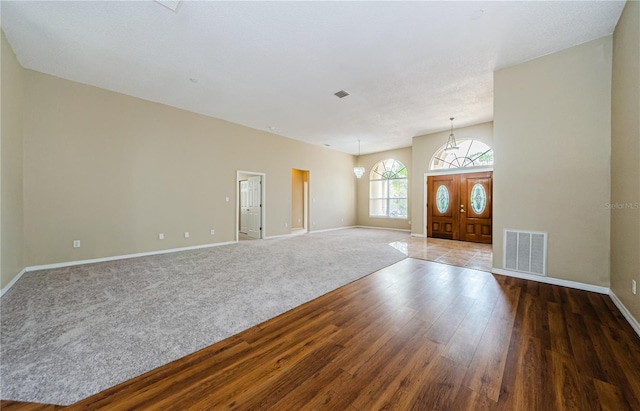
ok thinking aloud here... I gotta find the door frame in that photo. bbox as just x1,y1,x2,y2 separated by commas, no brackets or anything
291,169,310,234
236,170,266,242
423,166,493,238
303,180,309,231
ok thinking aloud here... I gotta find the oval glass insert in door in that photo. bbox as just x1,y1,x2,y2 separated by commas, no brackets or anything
436,185,450,213
470,183,487,214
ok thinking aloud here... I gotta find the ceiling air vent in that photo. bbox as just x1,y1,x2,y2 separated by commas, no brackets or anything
334,90,350,98
155,0,182,12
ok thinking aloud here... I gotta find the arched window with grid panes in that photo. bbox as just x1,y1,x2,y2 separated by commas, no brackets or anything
430,139,493,170
369,159,408,219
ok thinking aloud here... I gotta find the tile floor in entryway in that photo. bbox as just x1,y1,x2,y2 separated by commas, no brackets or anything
390,236,493,272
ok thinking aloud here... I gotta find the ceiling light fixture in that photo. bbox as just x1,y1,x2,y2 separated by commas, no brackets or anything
444,117,460,152
354,139,365,179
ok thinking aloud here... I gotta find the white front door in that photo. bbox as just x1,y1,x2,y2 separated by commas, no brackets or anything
247,176,262,239
239,180,249,234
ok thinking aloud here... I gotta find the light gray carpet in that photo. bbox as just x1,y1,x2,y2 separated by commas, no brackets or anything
0,228,408,405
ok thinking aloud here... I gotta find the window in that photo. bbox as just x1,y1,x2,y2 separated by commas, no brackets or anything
430,139,493,170
369,159,408,219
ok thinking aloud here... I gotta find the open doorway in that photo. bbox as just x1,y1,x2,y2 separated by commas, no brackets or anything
291,169,309,235
237,171,265,241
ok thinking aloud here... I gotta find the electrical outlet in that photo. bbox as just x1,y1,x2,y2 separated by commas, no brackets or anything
184,232,189,238
159,233,164,240
73,240,81,248
633,279,637,295
210,229,215,236
284,223,288,228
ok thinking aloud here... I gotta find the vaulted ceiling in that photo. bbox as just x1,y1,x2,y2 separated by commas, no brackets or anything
1,1,626,155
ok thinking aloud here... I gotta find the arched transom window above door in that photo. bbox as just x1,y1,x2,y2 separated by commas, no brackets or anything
430,139,494,170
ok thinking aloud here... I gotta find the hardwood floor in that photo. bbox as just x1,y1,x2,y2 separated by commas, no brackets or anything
2,258,639,410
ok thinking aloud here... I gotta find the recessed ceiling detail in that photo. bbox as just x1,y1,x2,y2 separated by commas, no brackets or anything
334,90,350,99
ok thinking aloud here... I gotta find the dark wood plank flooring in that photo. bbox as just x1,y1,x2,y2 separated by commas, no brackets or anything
2,258,639,410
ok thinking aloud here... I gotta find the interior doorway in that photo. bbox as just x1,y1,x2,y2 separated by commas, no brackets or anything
291,169,309,234
426,171,492,244
237,171,265,241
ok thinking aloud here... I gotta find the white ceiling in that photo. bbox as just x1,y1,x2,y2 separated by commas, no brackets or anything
1,1,626,155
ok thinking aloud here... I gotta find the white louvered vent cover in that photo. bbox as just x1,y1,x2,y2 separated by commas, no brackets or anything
503,230,547,276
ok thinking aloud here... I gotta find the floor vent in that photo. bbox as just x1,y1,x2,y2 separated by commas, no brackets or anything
503,230,547,276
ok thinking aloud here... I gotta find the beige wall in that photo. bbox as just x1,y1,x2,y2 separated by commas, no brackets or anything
611,1,640,321
356,146,412,230
493,36,612,286
22,70,357,266
1,31,25,289
411,122,494,236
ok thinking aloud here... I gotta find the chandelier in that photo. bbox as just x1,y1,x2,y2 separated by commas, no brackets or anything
354,139,365,178
444,117,459,152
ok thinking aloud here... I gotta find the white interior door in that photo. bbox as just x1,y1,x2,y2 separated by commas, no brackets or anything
239,180,249,234
247,176,262,239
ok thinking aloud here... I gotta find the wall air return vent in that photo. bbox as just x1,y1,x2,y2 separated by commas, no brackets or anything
503,230,547,276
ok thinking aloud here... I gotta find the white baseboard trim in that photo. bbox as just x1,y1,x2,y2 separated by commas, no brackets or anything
411,233,426,238
491,268,610,295
0,268,27,298
264,228,311,240
310,225,356,234
264,232,299,240
25,241,237,273
263,234,289,239
267,225,377,239
355,225,411,233
609,290,640,337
